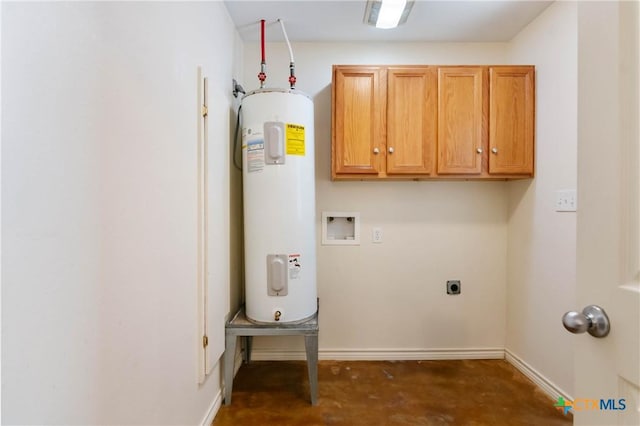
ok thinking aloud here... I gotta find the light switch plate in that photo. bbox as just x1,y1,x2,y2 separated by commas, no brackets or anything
556,189,577,212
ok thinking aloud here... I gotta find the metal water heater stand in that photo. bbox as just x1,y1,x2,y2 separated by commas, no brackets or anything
223,301,319,405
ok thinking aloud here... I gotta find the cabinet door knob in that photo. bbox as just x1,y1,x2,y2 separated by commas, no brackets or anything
491,147,498,154
476,148,483,154
373,147,380,154
388,147,394,154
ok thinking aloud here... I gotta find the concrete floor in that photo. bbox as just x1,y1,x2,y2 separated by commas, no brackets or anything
212,359,572,426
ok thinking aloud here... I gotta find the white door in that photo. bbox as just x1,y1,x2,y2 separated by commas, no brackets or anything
573,1,639,425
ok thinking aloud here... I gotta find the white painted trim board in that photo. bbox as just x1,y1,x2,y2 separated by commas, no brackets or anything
200,390,221,426
204,346,244,426
249,347,505,361
505,348,573,402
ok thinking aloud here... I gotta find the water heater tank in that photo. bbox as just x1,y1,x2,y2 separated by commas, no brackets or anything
241,89,317,323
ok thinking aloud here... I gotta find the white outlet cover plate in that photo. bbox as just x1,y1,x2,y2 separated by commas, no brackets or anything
372,227,383,243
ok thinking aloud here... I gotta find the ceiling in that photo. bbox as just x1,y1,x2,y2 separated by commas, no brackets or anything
223,0,554,43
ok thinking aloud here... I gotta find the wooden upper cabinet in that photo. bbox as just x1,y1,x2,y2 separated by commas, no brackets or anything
489,66,535,175
437,67,485,174
331,64,534,180
386,67,437,175
332,67,385,177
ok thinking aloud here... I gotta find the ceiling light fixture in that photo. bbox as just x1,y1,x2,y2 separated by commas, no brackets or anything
364,0,415,29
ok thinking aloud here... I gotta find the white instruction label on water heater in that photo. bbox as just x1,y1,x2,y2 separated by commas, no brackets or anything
288,254,301,280
247,139,265,173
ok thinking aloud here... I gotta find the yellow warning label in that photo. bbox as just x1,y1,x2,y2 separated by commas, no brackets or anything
286,123,305,156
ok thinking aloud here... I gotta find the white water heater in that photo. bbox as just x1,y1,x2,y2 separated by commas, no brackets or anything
241,88,317,323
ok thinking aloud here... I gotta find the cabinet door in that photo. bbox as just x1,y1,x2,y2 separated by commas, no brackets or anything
437,67,485,174
386,67,437,175
333,67,385,176
489,66,535,175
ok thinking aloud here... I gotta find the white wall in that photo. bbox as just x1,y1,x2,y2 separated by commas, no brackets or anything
505,1,577,397
2,2,242,424
242,42,510,357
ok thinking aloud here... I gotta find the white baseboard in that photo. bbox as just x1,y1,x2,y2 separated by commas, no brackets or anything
249,347,505,361
203,347,244,426
505,348,573,402
200,390,222,426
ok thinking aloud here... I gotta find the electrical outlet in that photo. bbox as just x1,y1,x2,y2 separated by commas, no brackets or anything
372,227,383,243
447,280,461,295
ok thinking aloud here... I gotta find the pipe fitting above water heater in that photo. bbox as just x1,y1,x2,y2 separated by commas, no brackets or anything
256,19,297,90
